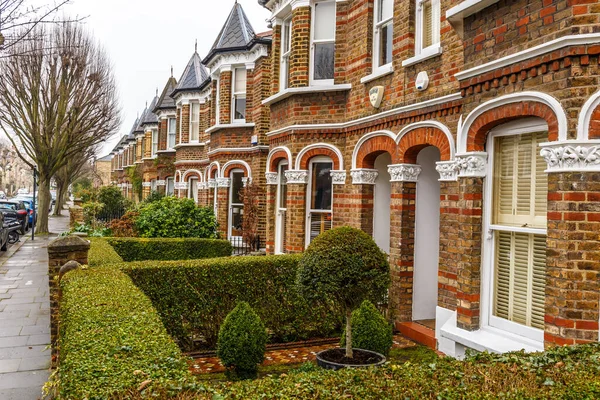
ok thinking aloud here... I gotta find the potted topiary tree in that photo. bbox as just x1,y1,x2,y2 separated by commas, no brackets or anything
296,226,390,370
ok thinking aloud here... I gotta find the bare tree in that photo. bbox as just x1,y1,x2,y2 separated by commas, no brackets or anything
0,0,77,56
0,22,121,233
52,147,94,216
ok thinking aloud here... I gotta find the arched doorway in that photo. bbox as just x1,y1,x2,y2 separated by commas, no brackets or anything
373,153,392,253
412,146,441,324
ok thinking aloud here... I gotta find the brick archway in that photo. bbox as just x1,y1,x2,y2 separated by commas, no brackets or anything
355,135,398,168
223,162,251,178
208,165,219,179
397,127,452,164
296,144,343,170
589,106,600,139
467,102,559,151
268,150,290,172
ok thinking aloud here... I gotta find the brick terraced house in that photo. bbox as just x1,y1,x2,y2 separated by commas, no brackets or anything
111,0,600,357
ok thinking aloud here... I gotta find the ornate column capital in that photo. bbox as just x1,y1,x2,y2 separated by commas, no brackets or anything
156,180,166,187
436,161,459,182
142,182,152,188
265,172,279,185
540,141,600,172
456,152,488,178
388,164,422,182
330,170,347,185
284,170,308,184
216,177,231,188
351,169,378,185
198,181,208,190
242,177,252,187
208,178,217,188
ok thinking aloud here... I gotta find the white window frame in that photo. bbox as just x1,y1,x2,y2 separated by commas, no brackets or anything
481,119,548,344
280,17,293,91
275,161,289,254
179,108,183,144
188,177,198,203
305,156,334,247
415,0,441,56
228,169,245,239
310,0,336,86
215,77,221,125
373,0,394,69
189,102,200,142
231,67,247,123
151,129,158,157
167,117,176,149
166,177,175,196
151,179,157,193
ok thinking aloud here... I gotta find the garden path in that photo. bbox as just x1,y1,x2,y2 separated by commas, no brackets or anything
0,212,70,400
190,335,416,374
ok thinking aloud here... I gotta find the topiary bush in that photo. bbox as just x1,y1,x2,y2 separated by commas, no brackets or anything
297,226,390,359
341,300,393,356
106,237,232,261
217,302,267,380
135,196,217,238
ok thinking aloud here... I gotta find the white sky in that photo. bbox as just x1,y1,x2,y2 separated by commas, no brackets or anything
62,0,271,157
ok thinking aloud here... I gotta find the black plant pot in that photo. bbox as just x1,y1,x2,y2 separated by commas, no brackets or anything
316,348,386,371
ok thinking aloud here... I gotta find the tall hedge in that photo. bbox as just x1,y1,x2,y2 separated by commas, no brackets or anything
87,237,123,267
58,267,190,398
106,237,232,262
122,255,342,350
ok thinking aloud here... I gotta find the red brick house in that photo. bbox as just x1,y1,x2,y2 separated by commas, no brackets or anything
110,0,600,356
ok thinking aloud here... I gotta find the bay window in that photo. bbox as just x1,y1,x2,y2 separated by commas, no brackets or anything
280,18,292,90
416,0,440,55
374,0,393,68
306,158,333,245
232,67,247,122
168,117,176,149
311,1,336,84
487,129,547,339
190,102,200,142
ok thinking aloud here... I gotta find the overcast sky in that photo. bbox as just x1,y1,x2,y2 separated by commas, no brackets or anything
62,0,271,157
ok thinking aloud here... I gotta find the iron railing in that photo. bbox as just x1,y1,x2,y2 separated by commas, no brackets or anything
230,235,261,256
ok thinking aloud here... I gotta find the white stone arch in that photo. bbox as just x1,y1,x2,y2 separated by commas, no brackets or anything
458,91,568,153
578,90,600,141
221,160,252,178
266,146,293,173
207,161,221,179
294,142,345,171
174,170,182,183
396,121,456,160
182,169,204,182
351,130,397,170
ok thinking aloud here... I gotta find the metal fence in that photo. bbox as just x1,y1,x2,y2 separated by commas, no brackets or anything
230,235,261,256
96,207,126,223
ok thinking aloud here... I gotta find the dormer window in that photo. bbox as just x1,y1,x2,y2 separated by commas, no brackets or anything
416,0,440,55
374,0,393,68
311,0,336,85
190,102,200,142
280,17,292,90
168,117,176,149
232,67,247,122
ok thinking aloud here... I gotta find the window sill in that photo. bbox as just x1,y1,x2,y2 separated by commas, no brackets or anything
262,84,352,107
446,0,501,24
360,64,394,84
206,123,256,134
173,142,206,149
401,45,443,67
156,149,176,154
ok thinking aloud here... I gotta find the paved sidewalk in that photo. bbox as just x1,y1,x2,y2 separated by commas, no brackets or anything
0,214,70,400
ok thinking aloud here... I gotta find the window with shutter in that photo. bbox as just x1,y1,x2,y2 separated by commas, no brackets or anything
490,130,548,336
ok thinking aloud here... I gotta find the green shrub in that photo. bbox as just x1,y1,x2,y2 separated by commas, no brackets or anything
135,196,217,238
122,255,341,351
297,226,390,358
106,237,232,262
341,300,393,356
87,237,123,267
98,185,130,216
57,267,190,398
218,302,267,380
142,190,164,203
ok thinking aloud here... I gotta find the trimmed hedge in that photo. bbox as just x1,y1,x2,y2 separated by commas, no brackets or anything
106,237,232,262
87,237,123,267
58,267,190,398
122,255,342,350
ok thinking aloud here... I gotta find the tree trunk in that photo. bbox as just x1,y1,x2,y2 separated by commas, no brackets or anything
36,176,51,234
345,308,353,358
53,181,66,216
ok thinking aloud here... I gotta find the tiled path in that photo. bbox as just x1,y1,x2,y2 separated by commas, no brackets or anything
190,335,416,374
0,213,70,400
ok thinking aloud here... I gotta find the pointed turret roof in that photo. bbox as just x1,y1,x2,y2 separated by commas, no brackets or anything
141,95,159,125
153,74,178,112
171,51,210,97
203,3,270,64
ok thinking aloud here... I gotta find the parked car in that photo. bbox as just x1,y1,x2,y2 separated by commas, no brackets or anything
0,207,24,243
9,198,36,228
17,188,28,195
0,213,9,251
0,201,28,234
0,191,6,200
14,195,52,213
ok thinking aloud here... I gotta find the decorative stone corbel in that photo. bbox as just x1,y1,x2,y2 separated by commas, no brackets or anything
388,164,422,182
208,179,217,189
540,141,600,172
284,170,309,184
265,172,278,185
242,177,253,187
455,152,488,178
216,177,231,188
435,161,459,182
350,169,378,185
330,170,347,185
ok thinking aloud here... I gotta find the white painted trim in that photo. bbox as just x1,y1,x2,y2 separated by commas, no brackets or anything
205,122,255,134
397,121,456,159
262,84,352,106
446,0,500,23
156,149,176,154
295,142,344,170
266,146,293,173
351,130,396,170
455,33,600,81
221,160,252,178
539,140,600,172
360,64,394,85
458,91,568,153
173,142,206,150
401,44,443,67
577,90,600,141
207,146,269,156
182,169,204,182
267,92,463,137
173,159,210,166
207,161,221,179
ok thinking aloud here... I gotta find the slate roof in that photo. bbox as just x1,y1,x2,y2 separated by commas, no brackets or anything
141,95,159,125
97,154,112,162
171,52,210,97
134,109,146,133
154,76,178,112
126,117,139,142
203,3,270,64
